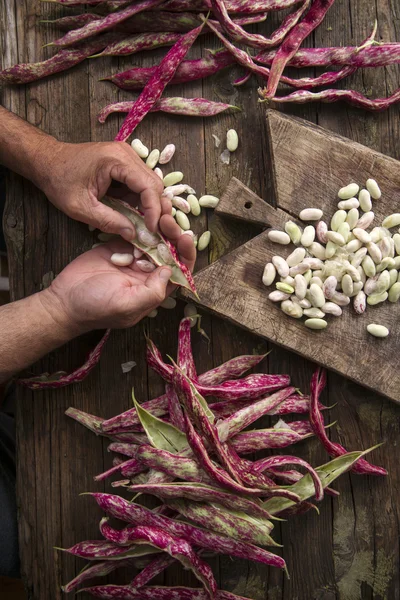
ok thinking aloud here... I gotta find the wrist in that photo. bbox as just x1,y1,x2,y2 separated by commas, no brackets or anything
29,136,65,195
36,287,88,342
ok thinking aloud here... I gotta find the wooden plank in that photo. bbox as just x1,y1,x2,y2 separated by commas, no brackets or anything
182,112,400,403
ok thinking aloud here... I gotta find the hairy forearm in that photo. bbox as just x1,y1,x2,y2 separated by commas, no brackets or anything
0,105,61,191
0,290,81,384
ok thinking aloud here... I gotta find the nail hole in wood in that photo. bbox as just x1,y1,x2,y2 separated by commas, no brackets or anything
244,201,253,209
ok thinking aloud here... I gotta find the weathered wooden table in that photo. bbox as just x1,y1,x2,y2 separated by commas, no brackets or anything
1,1,400,599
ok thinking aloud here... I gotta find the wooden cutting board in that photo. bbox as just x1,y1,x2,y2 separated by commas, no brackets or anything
181,110,400,404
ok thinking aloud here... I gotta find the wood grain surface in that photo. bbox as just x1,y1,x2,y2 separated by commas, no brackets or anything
1,1,400,599
181,114,400,401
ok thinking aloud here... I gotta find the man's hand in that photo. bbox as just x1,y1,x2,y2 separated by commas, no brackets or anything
0,107,180,241
40,140,176,241
42,235,196,332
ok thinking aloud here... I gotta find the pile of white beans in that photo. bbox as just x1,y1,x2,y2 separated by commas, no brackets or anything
262,178,399,338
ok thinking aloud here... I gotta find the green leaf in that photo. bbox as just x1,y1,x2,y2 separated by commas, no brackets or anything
133,399,188,454
263,447,379,515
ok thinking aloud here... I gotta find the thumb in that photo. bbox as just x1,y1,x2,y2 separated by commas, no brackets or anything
132,267,172,312
89,203,135,242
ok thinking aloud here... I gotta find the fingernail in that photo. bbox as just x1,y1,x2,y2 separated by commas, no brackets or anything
159,268,172,283
121,228,135,242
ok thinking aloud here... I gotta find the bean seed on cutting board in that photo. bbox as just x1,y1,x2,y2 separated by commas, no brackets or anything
267,230,291,245
338,183,360,199
367,324,389,338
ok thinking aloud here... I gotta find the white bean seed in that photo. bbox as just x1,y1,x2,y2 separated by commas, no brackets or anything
325,241,338,258
281,300,303,319
304,318,328,330
304,307,325,318
366,178,381,200
308,242,326,260
134,247,144,259
393,233,400,254
378,237,391,259
356,211,375,230
146,149,160,169
303,257,324,270
197,231,211,252
267,230,291,245
331,291,350,306
187,194,201,216
376,257,396,272
262,263,276,286
299,208,323,221
137,229,159,247
199,195,219,208
300,225,315,247
338,183,360,199
299,298,312,308
375,270,391,293
184,303,198,327
393,256,400,269
322,302,342,316
285,221,302,244
148,309,158,318
323,275,337,299
171,207,176,217
269,290,291,302
281,275,295,285
359,189,372,212
287,247,306,267
161,296,177,309
367,291,388,305
364,275,379,296
352,228,371,244
338,198,359,210
131,138,149,158
272,256,289,278
341,273,353,296
289,262,310,277
154,167,163,179
136,260,156,273
388,282,400,303
110,253,134,267
388,238,395,258
313,269,324,279
309,283,325,308
176,211,191,231
303,269,312,284
367,324,389,338
159,144,176,164
310,276,323,288
350,247,368,268
157,243,175,265
345,208,360,230
353,290,367,314
172,196,190,213
370,227,382,243
294,274,307,300
382,213,400,229
362,255,376,278
366,242,382,264
163,171,184,187
330,209,347,231
277,282,295,294
337,222,350,243
226,129,239,152
316,221,328,244
326,231,345,246
357,266,366,285
389,269,398,288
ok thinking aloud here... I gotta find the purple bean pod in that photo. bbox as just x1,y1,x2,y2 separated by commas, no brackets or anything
178,317,198,380
250,455,324,501
114,23,205,141
230,429,306,454
217,387,296,441
263,0,337,98
166,383,186,431
161,0,303,11
90,493,287,569
267,467,339,497
18,329,110,389
50,0,165,48
99,521,217,599
107,442,139,457
256,42,400,68
198,353,268,386
103,49,235,90
126,482,274,519
309,369,387,476
61,540,139,560
94,456,143,482
65,407,104,435
166,499,278,547
136,444,213,484
101,395,169,434
62,558,136,593
130,554,175,588
80,585,256,600
266,87,400,111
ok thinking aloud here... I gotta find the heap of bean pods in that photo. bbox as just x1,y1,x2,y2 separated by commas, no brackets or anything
60,317,386,599
2,0,400,139
262,178,400,338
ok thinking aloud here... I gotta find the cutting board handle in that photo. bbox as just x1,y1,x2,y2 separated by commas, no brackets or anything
214,177,291,230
